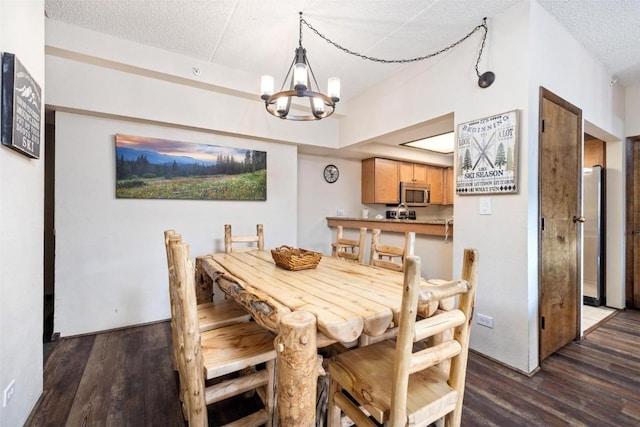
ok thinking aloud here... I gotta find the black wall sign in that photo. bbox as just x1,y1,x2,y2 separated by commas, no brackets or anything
1,52,42,159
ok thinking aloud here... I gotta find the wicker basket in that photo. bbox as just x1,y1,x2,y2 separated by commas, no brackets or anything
271,246,322,271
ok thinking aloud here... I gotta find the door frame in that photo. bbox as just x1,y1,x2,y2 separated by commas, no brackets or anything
538,87,583,360
625,135,640,308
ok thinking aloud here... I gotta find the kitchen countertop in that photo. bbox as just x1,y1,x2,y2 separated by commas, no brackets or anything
326,217,453,237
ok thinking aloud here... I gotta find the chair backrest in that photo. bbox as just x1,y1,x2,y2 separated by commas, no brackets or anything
169,238,208,426
369,229,415,272
224,224,264,253
390,249,478,426
164,230,184,370
332,226,367,264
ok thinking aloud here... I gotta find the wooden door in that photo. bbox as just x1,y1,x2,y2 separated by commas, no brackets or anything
539,88,582,361
627,136,640,308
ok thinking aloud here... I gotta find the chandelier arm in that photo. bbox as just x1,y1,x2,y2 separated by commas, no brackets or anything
304,55,322,92
280,56,297,92
300,16,488,65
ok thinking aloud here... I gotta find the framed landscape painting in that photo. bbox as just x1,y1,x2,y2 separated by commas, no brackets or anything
115,134,267,200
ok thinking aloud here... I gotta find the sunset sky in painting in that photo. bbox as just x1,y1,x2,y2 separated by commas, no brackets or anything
116,134,249,162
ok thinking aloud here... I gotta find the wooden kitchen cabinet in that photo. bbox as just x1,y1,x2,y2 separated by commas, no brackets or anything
399,162,427,184
443,166,454,205
426,166,444,204
362,158,400,204
584,137,605,167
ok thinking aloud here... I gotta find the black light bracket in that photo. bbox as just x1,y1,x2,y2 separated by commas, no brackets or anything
478,71,495,88
475,18,494,89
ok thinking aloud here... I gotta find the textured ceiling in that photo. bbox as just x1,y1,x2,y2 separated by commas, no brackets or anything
537,0,640,86
44,0,522,102
43,0,640,103
43,0,640,102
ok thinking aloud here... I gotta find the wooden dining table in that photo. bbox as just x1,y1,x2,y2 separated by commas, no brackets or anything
195,249,451,426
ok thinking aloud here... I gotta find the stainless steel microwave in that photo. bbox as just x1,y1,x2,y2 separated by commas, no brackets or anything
400,182,430,206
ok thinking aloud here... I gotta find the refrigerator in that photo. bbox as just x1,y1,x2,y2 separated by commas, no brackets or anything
583,165,605,306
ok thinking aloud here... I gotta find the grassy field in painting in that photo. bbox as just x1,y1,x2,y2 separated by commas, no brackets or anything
116,170,266,200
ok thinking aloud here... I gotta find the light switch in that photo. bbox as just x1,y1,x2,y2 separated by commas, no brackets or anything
479,197,492,215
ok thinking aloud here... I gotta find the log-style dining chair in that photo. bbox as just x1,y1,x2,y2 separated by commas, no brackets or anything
358,229,418,346
369,229,416,272
224,223,264,253
331,226,367,264
169,238,277,427
164,230,251,337
328,249,478,427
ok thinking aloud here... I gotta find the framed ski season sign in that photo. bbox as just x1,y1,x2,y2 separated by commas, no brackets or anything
456,110,518,195
1,52,42,159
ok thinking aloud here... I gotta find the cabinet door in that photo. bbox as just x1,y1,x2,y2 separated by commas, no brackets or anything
374,159,400,203
362,158,399,204
413,163,427,184
427,166,444,204
399,162,414,183
400,162,427,184
443,167,454,205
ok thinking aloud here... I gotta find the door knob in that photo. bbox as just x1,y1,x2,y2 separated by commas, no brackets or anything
573,215,586,223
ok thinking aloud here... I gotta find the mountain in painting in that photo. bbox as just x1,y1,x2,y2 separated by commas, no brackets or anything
116,146,216,166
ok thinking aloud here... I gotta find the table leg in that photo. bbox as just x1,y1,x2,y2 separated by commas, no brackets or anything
194,256,214,304
274,310,318,427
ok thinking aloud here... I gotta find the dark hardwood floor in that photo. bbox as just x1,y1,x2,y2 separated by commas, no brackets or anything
26,310,640,426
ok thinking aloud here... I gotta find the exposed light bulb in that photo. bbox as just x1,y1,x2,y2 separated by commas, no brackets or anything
276,96,289,116
328,77,340,101
312,97,325,115
261,75,274,99
293,63,308,91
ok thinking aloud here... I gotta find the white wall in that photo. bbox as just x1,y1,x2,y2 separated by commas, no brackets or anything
297,154,363,254
341,1,534,372
336,0,627,374
0,2,45,425
626,84,640,136
54,112,297,336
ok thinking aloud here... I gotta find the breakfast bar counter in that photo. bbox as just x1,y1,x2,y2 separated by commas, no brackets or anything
326,216,453,237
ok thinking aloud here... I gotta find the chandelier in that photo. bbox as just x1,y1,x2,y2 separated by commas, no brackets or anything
260,14,493,121
260,12,340,121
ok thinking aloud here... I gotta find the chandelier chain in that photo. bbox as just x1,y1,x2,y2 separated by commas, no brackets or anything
299,12,304,47
300,16,488,78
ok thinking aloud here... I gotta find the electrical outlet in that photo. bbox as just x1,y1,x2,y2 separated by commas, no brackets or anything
476,313,494,329
3,379,15,407
336,209,345,216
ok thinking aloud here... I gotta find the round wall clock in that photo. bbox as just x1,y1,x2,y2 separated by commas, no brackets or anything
323,164,339,183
